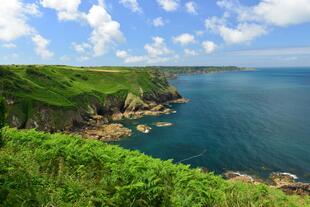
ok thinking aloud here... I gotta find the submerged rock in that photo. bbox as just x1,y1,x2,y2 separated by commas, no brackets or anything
169,98,190,104
136,124,152,134
83,123,132,141
155,122,173,127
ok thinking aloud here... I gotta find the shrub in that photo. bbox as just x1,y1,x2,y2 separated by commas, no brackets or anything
0,128,308,207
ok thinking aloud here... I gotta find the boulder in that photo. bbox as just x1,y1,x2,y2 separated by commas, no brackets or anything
136,124,152,134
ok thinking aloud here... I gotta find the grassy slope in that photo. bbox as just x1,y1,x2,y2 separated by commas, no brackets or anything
1,65,179,130
0,65,172,107
0,128,308,207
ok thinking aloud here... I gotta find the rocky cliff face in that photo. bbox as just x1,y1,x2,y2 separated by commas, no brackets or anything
3,75,182,132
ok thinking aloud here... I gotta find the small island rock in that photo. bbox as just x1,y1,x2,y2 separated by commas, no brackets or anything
136,124,152,133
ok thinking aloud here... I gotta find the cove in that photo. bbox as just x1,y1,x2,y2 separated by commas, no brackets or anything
116,68,310,182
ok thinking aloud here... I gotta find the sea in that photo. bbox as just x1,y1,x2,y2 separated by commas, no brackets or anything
116,68,310,182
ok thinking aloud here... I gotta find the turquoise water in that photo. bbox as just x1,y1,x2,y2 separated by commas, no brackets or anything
116,68,310,182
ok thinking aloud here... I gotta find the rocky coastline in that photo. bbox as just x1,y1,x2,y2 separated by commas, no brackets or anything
71,97,186,141
223,171,310,196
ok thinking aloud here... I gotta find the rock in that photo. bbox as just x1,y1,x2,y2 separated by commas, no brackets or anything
270,173,297,187
90,115,109,126
224,171,255,184
155,122,173,127
169,98,190,104
136,124,152,133
111,112,123,121
83,123,132,141
151,104,166,111
270,173,310,196
280,182,310,196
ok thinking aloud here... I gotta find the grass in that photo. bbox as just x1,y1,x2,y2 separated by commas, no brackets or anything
0,128,309,207
0,65,171,107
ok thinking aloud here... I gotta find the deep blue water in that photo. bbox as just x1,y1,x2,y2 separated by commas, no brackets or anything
116,68,310,182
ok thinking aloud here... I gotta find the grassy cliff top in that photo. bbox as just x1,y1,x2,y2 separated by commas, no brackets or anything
0,65,171,107
0,128,308,207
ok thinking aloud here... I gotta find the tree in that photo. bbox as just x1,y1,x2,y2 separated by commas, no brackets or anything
0,97,4,128
0,97,5,146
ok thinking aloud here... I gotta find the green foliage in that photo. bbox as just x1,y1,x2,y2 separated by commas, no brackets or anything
0,65,173,107
0,97,4,129
0,128,308,207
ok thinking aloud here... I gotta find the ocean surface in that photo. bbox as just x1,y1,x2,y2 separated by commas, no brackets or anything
116,68,310,182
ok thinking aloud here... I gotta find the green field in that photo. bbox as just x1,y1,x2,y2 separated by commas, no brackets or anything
0,128,308,207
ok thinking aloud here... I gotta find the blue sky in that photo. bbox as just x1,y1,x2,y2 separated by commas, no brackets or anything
1,0,310,67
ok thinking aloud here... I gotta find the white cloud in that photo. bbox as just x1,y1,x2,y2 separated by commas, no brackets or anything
157,0,179,12
205,16,267,44
116,50,146,63
0,0,39,42
228,46,310,57
153,17,165,27
0,0,53,59
145,36,172,58
72,42,91,54
202,40,217,54
116,36,177,64
249,0,310,26
42,0,124,59
32,34,54,59
173,33,196,46
184,49,198,56
206,0,310,45
2,43,17,49
185,1,197,14
42,0,123,57
40,0,82,21
119,0,142,13
116,50,129,59
220,0,310,27
86,3,124,56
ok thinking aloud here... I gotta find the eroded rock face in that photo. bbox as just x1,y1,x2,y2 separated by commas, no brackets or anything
83,124,132,141
136,125,152,134
4,82,187,133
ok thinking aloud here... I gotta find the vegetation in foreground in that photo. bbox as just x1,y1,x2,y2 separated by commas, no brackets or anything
0,128,308,207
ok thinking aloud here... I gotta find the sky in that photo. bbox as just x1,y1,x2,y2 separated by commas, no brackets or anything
0,0,310,67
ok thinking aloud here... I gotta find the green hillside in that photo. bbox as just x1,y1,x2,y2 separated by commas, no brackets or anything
0,128,308,207
0,65,180,131
0,65,174,107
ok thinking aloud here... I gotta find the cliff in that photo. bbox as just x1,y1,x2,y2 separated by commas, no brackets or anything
0,65,181,132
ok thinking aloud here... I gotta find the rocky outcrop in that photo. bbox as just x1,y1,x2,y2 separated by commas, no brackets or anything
4,85,184,132
224,171,263,185
82,124,132,141
270,173,310,196
224,171,310,196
